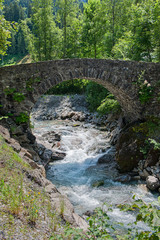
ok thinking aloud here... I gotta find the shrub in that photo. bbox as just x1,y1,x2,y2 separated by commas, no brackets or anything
97,96,121,115
85,81,109,112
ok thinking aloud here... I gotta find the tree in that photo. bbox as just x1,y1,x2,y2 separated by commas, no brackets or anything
81,0,107,58
23,0,62,61
0,0,11,56
55,0,81,58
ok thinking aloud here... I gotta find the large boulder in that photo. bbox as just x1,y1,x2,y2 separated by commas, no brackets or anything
146,176,160,191
116,124,145,172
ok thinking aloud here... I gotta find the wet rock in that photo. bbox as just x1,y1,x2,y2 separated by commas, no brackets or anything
83,210,94,217
142,169,150,179
35,143,46,156
115,174,131,183
144,148,160,168
27,131,36,144
139,170,149,180
97,154,114,164
51,151,66,161
116,124,145,172
92,180,104,187
42,149,53,161
146,176,160,191
132,176,141,181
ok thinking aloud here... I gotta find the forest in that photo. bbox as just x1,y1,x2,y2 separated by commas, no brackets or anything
1,0,160,65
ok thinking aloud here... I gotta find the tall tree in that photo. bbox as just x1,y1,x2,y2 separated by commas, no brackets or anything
81,0,107,58
55,0,81,58
23,0,62,61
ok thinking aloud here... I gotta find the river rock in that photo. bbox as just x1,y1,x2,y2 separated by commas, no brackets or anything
116,124,145,172
115,174,131,183
146,175,160,191
139,170,148,180
92,180,104,187
97,154,114,164
42,149,53,161
51,151,66,161
144,148,160,168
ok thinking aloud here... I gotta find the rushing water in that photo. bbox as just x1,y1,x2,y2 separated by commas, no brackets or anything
32,119,157,231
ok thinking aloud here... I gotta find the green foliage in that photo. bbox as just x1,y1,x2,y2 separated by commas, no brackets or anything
118,196,160,239
132,117,160,159
0,0,12,56
4,87,25,102
81,0,107,58
139,139,150,158
15,112,29,124
13,92,25,102
2,0,160,63
97,95,121,115
85,81,109,112
47,79,89,95
148,138,160,151
4,87,16,95
134,71,154,104
52,196,160,239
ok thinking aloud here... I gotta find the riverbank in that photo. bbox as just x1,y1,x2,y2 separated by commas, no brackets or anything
0,125,88,240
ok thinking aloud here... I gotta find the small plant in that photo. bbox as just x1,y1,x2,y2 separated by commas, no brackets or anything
149,138,160,150
0,173,24,216
4,88,16,95
4,87,25,103
13,92,25,102
97,96,121,115
15,112,29,124
25,191,39,224
139,139,150,158
134,71,154,104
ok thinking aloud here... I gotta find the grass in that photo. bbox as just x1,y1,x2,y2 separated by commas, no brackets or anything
0,135,63,239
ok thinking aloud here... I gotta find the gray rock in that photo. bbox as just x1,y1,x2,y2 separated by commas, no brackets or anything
97,154,114,164
42,149,53,161
146,176,160,191
139,169,149,180
92,180,104,187
115,174,131,183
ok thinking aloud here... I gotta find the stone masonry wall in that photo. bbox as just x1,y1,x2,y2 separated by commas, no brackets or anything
0,58,160,121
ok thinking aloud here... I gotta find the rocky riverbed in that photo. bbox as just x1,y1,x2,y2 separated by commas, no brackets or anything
32,95,160,194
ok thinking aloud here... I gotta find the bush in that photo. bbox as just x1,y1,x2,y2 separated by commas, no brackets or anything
85,81,109,112
97,95,121,115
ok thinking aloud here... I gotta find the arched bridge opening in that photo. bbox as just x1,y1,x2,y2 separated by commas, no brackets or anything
0,58,160,121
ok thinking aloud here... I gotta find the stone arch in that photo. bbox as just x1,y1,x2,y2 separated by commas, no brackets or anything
0,58,160,121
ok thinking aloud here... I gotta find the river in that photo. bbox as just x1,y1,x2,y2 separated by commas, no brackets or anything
31,118,157,232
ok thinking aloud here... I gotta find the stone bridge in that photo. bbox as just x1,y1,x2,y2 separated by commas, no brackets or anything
0,58,160,121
